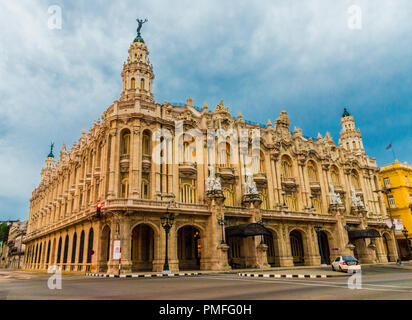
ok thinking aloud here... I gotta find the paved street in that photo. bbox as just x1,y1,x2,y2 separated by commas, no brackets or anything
1,265,412,300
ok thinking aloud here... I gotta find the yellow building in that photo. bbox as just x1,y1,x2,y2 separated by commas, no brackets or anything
380,161,412,259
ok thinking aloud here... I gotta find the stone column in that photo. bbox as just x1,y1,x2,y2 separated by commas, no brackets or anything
266,153,275,209
166,222,179,273
280,225,294,266
107,216,121,274
343,168,352,214
320,163,330,214
375,235,389,263
300,161,311,209
120,215,132,273
305,226,321,266
107,131,117,199
130,125,141,198
296,158,307,210
334,212,354,257
204,191,231,271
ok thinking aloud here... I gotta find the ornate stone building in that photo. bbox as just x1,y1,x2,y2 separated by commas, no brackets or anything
23,25,398,274
0,221,27,269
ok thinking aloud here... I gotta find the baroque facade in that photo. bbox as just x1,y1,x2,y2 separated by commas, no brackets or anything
24,26,398,274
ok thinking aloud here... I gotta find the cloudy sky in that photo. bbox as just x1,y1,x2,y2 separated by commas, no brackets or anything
1,0,411,221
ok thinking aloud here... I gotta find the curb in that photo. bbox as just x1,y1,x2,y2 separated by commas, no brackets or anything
238,273,335,279
85,272,202,278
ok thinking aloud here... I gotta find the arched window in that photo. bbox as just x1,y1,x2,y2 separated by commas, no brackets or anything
56,237,62,264
260,151,265,173
223,187,235,206
81,157,87,177
78,231,85,263
121,130,131,155
225,143,231,167
307,161,318,182
351,170,360,189
182,135,196,163
121,173,129,198
38,243,42,264
141,176,149,199
140,78,145,90
281,156,293,178
131,78,135,89
285,192,298,211
87,228,94,263
96,142,103,168
142,130,151,155
71,233,77,264
346,142,350,150
331,166,340,186
312,195,322,213
63,235,69,264
88,151,94,173
179,178,196,203
33,244,38,264
352,141,357,150
259,189,269,210
46,240,51,264
72,166,78,185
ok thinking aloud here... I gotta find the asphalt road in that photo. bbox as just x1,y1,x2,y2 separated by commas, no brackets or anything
1,265,412,300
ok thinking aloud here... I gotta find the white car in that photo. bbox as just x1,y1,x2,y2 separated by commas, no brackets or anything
331,256,361,273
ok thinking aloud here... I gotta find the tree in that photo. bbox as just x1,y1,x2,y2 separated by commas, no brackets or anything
0,223,10,243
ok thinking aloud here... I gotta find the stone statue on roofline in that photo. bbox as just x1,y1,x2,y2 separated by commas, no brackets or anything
206,166,222,192
243,170,258,195
329,184,342,205
351,187,364,207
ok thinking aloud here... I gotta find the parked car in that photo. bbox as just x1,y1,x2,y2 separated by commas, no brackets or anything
331,256,361,273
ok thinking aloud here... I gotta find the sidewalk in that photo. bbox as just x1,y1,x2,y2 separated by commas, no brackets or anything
9,261,412,278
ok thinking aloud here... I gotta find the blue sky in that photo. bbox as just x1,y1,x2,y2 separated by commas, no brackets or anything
1,0,411,221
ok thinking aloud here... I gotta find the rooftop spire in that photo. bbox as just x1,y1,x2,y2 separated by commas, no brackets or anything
47,142,54,158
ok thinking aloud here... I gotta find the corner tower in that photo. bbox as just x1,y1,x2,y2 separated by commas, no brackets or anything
338,108,365,154
40,143,55,182
120,19,154,101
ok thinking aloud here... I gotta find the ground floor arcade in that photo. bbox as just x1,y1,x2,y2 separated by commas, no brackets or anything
23,211,398,273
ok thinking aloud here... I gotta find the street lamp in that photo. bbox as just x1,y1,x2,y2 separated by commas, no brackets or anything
314,225,326,265
217,216,226,244
401,228,411,261
160,207,174,273
374,187,402,265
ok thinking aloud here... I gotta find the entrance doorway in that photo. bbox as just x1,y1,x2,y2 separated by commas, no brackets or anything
319,231,331,265
290,230,304,266
264,230,280,267
178,226,201,270
228,236,245,269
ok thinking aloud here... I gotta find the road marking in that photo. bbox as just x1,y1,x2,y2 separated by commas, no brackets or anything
196,276,412,294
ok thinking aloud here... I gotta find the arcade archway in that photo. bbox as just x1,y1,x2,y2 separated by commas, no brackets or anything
178,226,201,270
265,230,280,267
319,231,331,265
290,230,304,266
100,225,111,271
131,224,155,272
